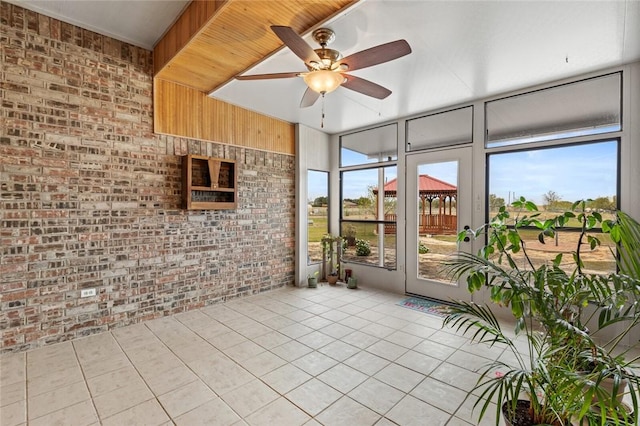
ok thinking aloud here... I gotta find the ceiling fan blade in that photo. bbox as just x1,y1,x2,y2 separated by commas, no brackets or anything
271,25,321,65
338,40,411,71
341,74,392,99
235,72,300,80
300,87,321,108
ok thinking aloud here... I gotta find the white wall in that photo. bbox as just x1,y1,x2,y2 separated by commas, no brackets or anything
295,124,331,287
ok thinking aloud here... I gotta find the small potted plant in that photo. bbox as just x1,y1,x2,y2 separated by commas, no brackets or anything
322,234,344,283
307,271,319,288
442,198,640,426
347,271,357,289
327,262,340,285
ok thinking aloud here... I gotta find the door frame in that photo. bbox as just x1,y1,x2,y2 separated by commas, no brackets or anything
405,146,474,301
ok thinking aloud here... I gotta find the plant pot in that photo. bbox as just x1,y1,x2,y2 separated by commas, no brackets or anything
590,376,629,404
501,400,567,426
308,277,318,288
327,275,339,285
347,277,357,289
344,269,352,281
589,400,635,425
502,399,533,426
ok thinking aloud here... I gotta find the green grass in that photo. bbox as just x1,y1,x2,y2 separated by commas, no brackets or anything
308,216,328,241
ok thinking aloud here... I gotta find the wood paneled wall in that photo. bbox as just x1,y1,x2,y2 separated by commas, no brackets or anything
154,79,296,155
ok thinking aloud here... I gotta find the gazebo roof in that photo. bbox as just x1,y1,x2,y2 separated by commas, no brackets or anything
373,175,457,196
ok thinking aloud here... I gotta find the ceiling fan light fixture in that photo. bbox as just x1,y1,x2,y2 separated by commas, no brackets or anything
303,70,344,94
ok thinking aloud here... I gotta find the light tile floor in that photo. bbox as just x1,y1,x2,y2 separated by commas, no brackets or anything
1,285,511,426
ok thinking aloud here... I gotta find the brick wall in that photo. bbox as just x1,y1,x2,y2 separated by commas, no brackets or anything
0,3,295,353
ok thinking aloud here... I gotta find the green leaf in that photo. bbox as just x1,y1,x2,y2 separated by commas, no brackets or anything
507,230,521,248
467,278,476,293
511,298,524,317
553,253,563,266
609,224,621,243
514,317,525,334
467,273,483,292
490,285,502,302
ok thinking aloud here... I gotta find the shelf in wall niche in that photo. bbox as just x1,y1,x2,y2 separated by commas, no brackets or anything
182,154,237,210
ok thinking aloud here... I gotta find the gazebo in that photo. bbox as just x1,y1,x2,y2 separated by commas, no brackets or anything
373,175,458,234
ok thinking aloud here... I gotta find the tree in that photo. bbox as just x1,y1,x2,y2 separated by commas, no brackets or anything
588,196,615,211
543,190,561,210
355,197,371,207
489,194,505,212
312,196,327,207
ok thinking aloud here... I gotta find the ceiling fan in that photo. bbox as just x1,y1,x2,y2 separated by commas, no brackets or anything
236,25,412,108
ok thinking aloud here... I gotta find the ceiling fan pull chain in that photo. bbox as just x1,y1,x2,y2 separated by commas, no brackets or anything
321,94,326,128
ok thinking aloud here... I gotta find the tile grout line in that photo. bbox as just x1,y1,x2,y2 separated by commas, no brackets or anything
104,328,176,425
140,315,249,423
70,339,102,425
23,352,28,425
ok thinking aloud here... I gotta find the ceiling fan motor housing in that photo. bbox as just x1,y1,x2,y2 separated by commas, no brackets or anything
307,28,342,70
308,48,342,70
312,28,335,46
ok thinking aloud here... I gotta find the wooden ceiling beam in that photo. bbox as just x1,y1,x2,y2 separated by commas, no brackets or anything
153,0,358,94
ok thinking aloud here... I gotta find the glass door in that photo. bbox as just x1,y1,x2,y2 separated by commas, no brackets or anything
406,147,473,301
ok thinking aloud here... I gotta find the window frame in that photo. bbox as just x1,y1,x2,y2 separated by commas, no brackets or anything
339,162,398,270
485,137,621,274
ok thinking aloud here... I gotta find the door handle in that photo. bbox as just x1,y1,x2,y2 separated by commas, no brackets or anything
463,225,470,242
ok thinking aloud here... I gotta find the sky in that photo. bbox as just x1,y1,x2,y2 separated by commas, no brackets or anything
488,140,617,205
308,140,618,206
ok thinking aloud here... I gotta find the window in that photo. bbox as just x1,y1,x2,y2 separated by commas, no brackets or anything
486,73,622,148
307,170,328,264
341,166,397,269
406,106,473,151
340,123,398,269
487,140,619,273
340,123,397,167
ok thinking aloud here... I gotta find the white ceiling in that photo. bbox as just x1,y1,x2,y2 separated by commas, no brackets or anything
214,0,640,134
9,0,640,135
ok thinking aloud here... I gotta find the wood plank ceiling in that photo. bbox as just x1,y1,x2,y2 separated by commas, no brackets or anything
154,0,358,94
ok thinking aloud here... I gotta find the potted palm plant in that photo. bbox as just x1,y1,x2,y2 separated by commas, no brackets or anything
442,198,640,425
